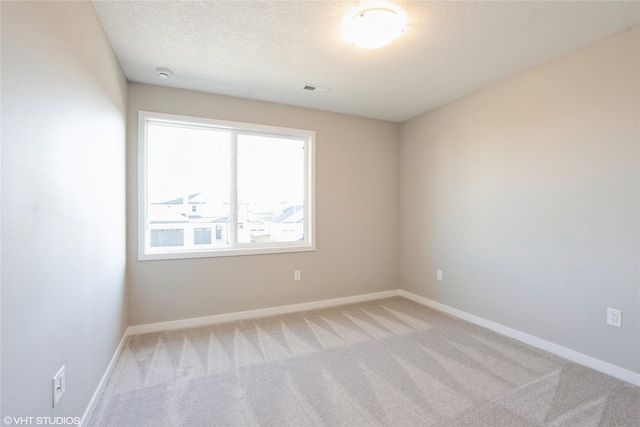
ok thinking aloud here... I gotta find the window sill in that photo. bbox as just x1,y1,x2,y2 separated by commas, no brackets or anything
138,243,316,261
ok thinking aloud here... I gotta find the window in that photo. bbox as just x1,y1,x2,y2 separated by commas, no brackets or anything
138,111,315,260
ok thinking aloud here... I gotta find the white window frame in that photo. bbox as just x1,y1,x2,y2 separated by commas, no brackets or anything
138,111,315,261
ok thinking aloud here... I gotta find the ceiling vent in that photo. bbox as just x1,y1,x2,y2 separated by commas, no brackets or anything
303,84,331,93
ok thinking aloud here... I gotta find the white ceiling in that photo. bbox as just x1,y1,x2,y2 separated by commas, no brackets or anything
93,1,640,122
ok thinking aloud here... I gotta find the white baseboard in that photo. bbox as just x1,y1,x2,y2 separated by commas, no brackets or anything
78,328,130,427
399,289,640,387
128,289,400,335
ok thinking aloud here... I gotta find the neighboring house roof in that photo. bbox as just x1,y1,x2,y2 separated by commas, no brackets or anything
151,191,230,206
149,203,230,224
150,199,302,225
272,205,304,224
149,205,187,223
152,192,202,205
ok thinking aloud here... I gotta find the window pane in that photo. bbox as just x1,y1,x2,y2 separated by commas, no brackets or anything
147,123,231,251
237,134,305,244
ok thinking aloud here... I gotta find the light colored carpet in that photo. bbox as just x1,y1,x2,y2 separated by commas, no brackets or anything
89,297,639,426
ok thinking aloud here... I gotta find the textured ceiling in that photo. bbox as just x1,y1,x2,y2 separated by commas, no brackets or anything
93,1,640,122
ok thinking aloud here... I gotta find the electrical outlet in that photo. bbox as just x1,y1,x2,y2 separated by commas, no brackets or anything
294,270,301,282
52,366,66,407
437,270,443,281
607,308,622,328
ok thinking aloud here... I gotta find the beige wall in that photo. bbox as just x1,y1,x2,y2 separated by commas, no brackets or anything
399,26,640,373
127,83,399,326
1,0,128,420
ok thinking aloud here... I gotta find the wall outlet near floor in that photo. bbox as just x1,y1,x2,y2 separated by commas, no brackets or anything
294,270,301,282
607,308,622,328
52,365,66,407
437,270,443,282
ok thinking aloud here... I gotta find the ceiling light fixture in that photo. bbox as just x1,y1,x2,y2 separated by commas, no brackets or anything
156,67,172,79
344,7,405,49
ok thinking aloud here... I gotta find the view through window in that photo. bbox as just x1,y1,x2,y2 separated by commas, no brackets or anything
139,111,315,260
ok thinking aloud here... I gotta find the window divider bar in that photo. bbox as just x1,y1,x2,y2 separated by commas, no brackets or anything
229,131,238,247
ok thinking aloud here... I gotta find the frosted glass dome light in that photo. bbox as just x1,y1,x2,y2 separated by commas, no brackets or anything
346,8,405,49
